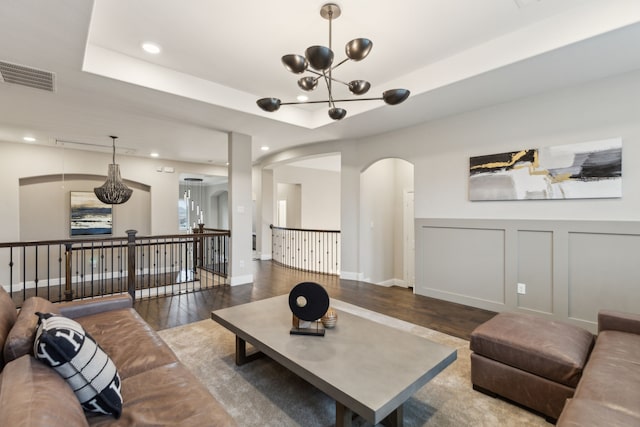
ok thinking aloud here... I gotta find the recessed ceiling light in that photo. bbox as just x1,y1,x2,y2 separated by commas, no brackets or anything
142,42,161,54
150,152,159,158
297,95,308,102
261,146,270,151
23,136,36,142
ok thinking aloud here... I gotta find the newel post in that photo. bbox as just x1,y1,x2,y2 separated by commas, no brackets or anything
198,223,205,269
126,230,137,301
64,243,73,301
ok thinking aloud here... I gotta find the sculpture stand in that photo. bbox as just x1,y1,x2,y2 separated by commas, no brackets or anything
291,315,325,336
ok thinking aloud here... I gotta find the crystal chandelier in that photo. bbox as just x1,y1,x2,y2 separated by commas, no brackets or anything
183,177,205,230
257,3,410,121
94,136,133,205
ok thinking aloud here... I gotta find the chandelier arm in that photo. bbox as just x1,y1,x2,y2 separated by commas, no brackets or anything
327,76,350,86
280,97,383,106
304,70,348,86
322,71,335,108
330,58,349,71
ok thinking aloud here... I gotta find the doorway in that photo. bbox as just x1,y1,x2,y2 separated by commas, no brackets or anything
359,158,414,286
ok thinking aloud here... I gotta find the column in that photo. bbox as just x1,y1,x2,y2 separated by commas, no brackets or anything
228,132,253,285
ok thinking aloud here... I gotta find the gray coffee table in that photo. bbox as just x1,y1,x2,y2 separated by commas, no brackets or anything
211,295,456,426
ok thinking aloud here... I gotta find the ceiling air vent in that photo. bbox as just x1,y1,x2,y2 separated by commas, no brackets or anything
0,61,55,92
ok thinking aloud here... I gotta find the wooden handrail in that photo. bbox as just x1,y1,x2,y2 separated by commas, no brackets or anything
270,224,340,233
0,231,229,249
1,229,232,306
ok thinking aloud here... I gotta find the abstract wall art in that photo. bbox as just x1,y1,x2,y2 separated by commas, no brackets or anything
469,138,622,201
70,191,113,236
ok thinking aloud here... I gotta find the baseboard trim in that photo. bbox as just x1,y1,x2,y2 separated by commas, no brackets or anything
377,278,409,288
340,271,364,281
229,274,253,286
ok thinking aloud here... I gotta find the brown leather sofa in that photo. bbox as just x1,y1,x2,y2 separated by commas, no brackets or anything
0,288,237,426
471,309,640,425
556,310,640,426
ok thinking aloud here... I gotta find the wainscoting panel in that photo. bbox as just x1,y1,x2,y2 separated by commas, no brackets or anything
415,219,640,332
568,232,640,324
517,231,553,314
418,226,506,306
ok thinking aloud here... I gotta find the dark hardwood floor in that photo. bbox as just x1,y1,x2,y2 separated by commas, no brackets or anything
134,260,496,340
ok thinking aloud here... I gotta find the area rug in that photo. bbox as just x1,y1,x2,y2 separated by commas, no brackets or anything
158,300,549,426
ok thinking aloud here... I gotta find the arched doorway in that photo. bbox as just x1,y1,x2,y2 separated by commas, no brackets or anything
359,158,414,287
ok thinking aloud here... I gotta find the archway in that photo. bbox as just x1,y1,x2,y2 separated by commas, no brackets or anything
359,158,414,287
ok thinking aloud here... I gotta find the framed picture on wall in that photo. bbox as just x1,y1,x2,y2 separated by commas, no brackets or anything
70,191,112,236
469,138,622,201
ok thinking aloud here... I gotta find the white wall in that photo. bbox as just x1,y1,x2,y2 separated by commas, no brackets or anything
258,69,640,317
0,141,228,242
403,71,640,221
341,69,640,224
394,161,414,280
228,132,253,285
203,183,229,229
20,175,151,240
360,160,395,282
273,165,341,230
276,183,301,228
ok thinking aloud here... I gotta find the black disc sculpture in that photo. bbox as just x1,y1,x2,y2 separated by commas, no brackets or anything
289,282,330,336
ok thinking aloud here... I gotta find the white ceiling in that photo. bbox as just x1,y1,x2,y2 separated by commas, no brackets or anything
1,0,640,167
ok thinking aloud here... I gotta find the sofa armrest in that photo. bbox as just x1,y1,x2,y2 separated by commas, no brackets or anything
598,310,640,335
58,294,133,319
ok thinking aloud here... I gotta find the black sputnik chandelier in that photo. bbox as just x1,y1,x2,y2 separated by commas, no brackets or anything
257,3,410,121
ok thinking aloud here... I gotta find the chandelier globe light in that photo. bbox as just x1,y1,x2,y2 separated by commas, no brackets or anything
94,136,133,205
257,3,410,121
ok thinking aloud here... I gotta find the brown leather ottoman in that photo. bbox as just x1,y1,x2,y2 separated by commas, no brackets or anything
470,312,594,422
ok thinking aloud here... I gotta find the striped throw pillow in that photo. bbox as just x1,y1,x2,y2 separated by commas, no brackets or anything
33,312,122,418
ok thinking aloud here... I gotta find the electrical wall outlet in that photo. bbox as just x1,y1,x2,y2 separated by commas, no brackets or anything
517,283,526,295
